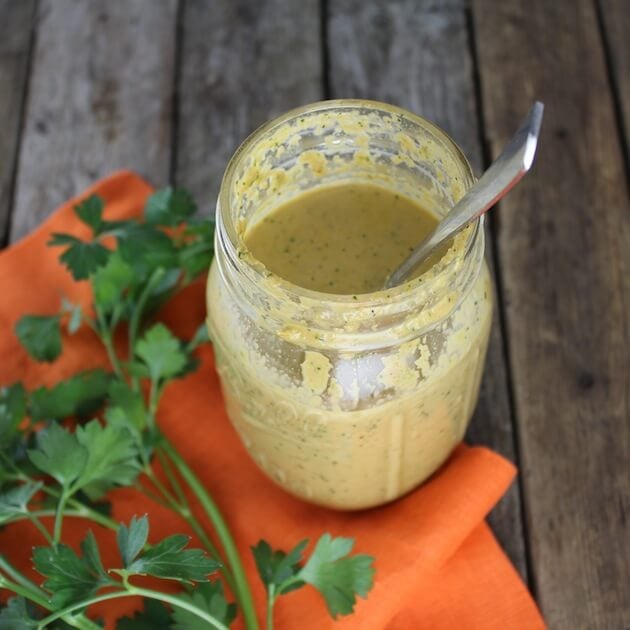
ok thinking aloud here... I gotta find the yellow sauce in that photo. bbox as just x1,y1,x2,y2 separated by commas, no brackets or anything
244,182,441,294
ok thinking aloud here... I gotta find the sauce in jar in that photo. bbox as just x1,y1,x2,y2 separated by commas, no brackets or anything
207,100,492,509
245,182,444,294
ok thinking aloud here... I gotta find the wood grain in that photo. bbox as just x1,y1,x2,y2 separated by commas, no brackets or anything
174,0,322,214
0,0,36,243
472,0,630,626
328,0,528,580
328,0,475,162
10,0,178,242
599,0,630,157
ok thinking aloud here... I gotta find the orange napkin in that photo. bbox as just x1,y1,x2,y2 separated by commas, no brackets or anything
0,172,545,629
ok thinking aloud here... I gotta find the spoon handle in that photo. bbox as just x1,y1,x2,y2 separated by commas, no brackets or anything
386,102,544,289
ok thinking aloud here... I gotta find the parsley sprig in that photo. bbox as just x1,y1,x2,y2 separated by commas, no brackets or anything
2,516,227,629
253,535,375,628
0,189,375,628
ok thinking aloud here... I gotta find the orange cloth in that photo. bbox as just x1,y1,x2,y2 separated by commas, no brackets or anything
0,172,545,629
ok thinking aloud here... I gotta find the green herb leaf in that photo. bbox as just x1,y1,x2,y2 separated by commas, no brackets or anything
27,419,139,499
252,537,374,622
28,423,87,489
299,534,375,617
108,380,147,430
171,581,237,629
0,481,42,524
116,599,171,630
93,251,135,312
104,407,153,466
81,530,110,582
0,383,26,445
252,539,307,594
145,187,197,226
117,515,149,567
30,369,112,420
49,234,110,281
74,196,104,235
135,324,187,383
145,268,181,307
0,597,38,629
15,315,62,362
179,218,215,280
97,219,132,236
74,419,140,500
187,324,210,351
48,233,80,246
125,360,151,379
127,534,220,583
118,224,178,274
33,538,108,608
178,243,214,279
183,217,215,240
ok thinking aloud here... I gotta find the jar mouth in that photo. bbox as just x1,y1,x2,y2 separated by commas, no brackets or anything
217,208,481,308
215,99,481,340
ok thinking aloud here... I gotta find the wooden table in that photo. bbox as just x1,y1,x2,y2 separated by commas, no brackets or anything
1,1,628,627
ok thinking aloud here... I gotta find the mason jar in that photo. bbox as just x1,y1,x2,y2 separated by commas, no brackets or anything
206,100,492,510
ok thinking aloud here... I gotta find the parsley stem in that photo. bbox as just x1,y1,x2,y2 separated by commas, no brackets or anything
83,314,98,333
142,460,232,590
110,301,124,329
159,440,259,630
0,569,99,630
266,584,276,630
26,512,54,545
100,329,124,379
35,586,230,630
128,267,167,388
0,554,44,598
63,614,103,630
277,575,302,592
0,575,48,610
67,499,119,530
0,454,29,480
148,378,160,419
144,466,181,509
39,482,111,542
157,448,188,506
135,479,173,509
6,508,114,530
0,468,119,533
38,484,120,531
53,489,70,544
136,469,233,584
179,511,225,578
143,457,231,586
93,302,124,378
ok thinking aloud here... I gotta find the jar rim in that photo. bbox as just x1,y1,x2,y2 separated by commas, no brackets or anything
215,99,482,339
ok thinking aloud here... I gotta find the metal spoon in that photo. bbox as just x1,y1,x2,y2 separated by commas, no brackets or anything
385,101,544,289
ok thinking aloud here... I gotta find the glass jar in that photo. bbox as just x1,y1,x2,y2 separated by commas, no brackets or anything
206,100,492,510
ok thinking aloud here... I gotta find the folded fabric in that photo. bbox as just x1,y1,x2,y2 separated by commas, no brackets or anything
0,172,545,629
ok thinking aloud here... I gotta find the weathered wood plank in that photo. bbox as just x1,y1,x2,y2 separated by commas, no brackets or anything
328,0,528,581
472,0,630,626
599,0,630,158
329,0,476,164
10,0,178,242
174,0,322,214
0,0,36,244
